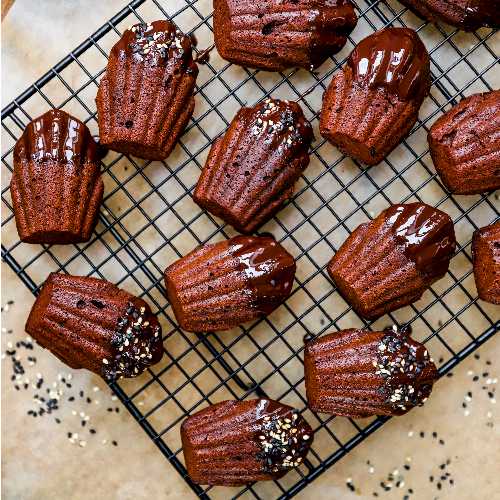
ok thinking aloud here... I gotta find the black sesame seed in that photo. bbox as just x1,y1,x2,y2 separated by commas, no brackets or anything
69,397,75,402
79,391,84,397
112,441,118,446
447,372,453,377
430,476,434,482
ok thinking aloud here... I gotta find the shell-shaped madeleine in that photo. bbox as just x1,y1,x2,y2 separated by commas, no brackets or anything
214,0,357,71
164,235,296,332
472,222,500,305
428,91,500,195
304,328,438,418
96,20,198,161
399,0,500,32
25,273,163,380
328,203,456,320
193,99,314,234
11,109,103,244
320,28,430,166
181,398,314,486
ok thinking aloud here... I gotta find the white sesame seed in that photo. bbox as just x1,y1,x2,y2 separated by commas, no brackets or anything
26,336,32,342
468,370,474,376
93,387,99,392
1,355,5,360
399,481,405,488
138,401,144,406
393,469,399,475
487,412,493,419
69,438,76,444
72,433,78,439
79,441,87,448
7,342,12,348
68,374,73,380
84,416,90,421
466,396,472,402
491,399,496,404
95,400,100,404
2,327,7,333
71,411,77,416
406,457,412,462
111,395,118,401
303,435,309,440
408,431,413,437
464,410,470,417
102,439,108,445
53,381,58,388
487,379,493,385
369,467,375,473
264,416,270,420
4,305,9,311
493,379,498,384
103,359,109,364
80,412,85,418
346,478,352,483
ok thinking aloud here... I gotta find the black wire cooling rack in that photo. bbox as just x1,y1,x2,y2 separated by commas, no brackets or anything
2,0,500,498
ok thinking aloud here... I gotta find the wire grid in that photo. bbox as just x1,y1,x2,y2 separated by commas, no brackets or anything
2,0,500,498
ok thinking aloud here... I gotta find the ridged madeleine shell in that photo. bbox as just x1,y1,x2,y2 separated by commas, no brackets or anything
11,109,103,244
96,20,198,161
213,0,357,71
25,273,163,380
428,91,500,195
193,100,313,233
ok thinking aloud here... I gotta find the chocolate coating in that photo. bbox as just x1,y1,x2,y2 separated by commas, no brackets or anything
347,27,428,101
96,20,198,161
164,236,296,332
180,398,314,485
11,109,104,244
386,203,456,279
327,203,456,320
214,0,357,72
230,235,296,316
193,98,314,234
466,0,500,28
25,273,163,380
305,328,438,418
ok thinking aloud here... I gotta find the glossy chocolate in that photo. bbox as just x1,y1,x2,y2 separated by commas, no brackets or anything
253,399,313,471
230,236,296,316
347,28,428,100
102,297,163,380
386,203,456,279
194,43,215,64
14,109,99,165
305,1,358,70
466,0,500,28
238,98,315,155
115,20,198,77
375,330,437,413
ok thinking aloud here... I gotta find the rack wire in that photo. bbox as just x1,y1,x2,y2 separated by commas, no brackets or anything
2,0,499,498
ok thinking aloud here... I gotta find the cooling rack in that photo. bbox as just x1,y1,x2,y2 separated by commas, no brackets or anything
2,0,499,498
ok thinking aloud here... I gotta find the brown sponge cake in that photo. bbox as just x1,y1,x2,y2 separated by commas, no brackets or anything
181,398,314,485
96,20,198,161
304,328,438,418
10,109,103,244
320,28,430,166
164,236,296,332
25,273,163,380
213,0,357,72
428,90,500,195
472,222,500,305
399,0,500,32
328,203,456,320
193,98,314,234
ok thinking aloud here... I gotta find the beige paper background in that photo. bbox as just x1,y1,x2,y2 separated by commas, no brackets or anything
2,1,500,499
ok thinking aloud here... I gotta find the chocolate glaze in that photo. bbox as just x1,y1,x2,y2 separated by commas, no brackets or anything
253,399,313,472
229,236,296,316
305,2,358,70
375,330,437,413
466,0,500,28
14,109,99,165
347,28,428,100
386,203,456,279
238,98,315,155
195,44,216,64
92,135,109,160
303,332,315,344
115,20,198,78
102,297,163,380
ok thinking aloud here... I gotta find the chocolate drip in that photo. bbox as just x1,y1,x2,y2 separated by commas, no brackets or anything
466,0,500,28
116,20,199,77
347,28,427,100
375,330,437,412
14,109,99,165
386,203,456,279
195,44,216,64
230,236,296,316
102,297,162,380
92,135,109,160
253,399,313,471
